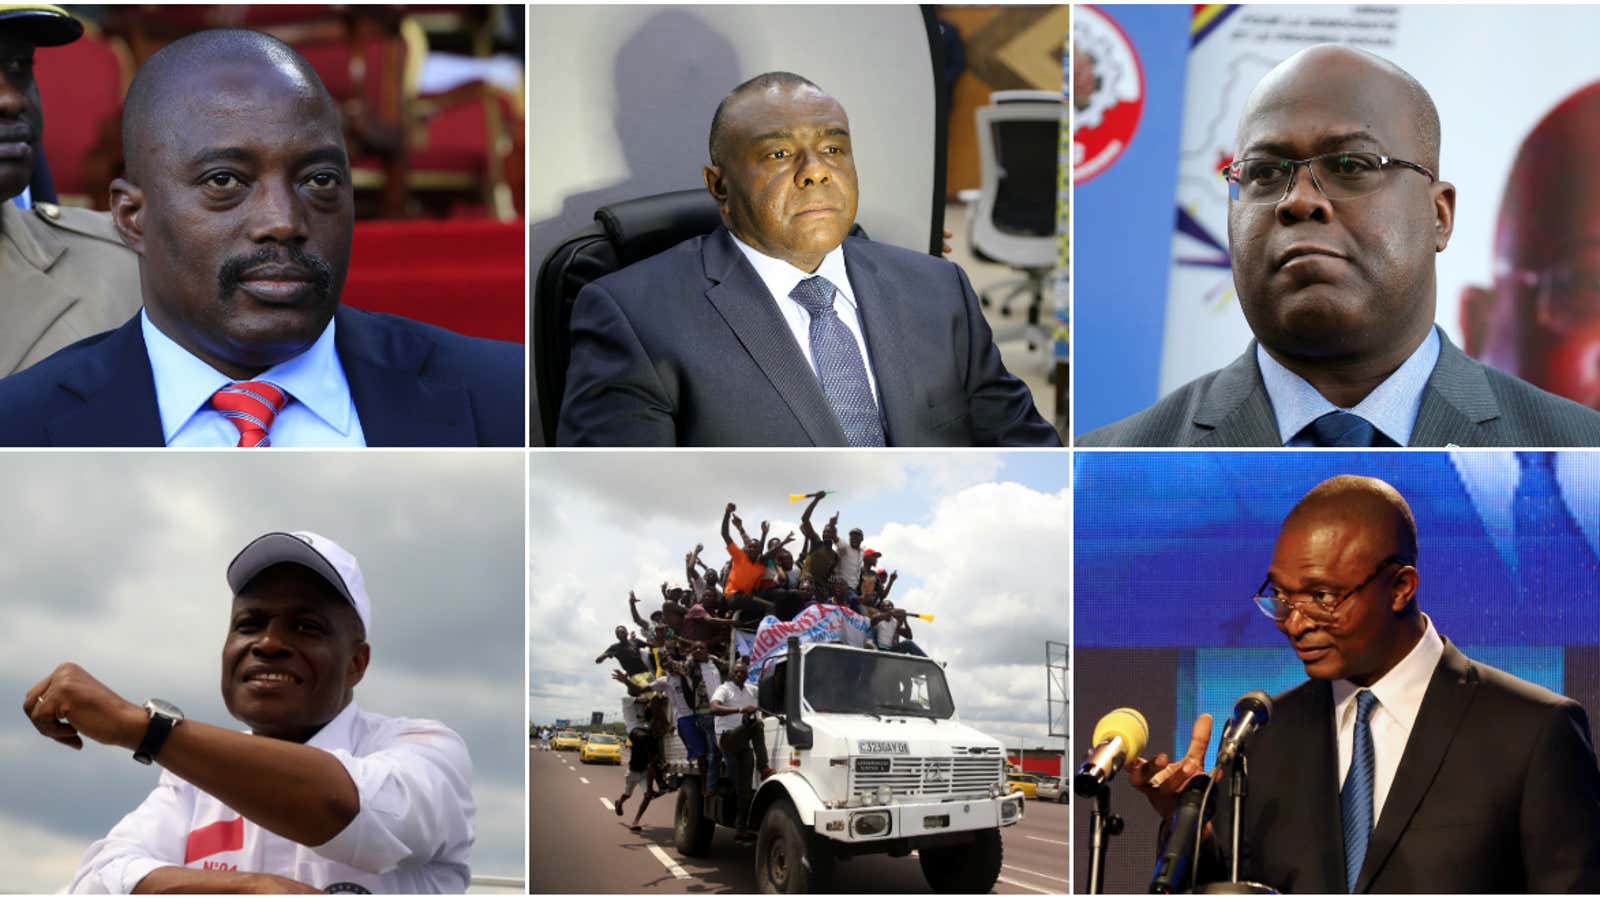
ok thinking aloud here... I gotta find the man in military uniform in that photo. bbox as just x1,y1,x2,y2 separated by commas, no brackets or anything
0,4,139,376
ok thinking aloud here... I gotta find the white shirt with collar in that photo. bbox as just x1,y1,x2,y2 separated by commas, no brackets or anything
1449,451,1600,573
69,702,474,894
1331,614,1444,825
140,310,366,447
1259,326,1440,447
728,233,881,404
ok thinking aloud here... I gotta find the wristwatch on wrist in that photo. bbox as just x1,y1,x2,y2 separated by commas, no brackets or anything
133,699,184,765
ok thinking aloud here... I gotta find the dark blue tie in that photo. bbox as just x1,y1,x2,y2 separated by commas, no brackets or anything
1513,452,1600,610
1297,410,1396,447
1341,689,1378,892
789,275,885,447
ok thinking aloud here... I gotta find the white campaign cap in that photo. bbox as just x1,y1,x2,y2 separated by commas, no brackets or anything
227,531,372,636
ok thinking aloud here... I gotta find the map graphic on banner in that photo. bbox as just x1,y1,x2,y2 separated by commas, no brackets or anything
1156,5,1600,410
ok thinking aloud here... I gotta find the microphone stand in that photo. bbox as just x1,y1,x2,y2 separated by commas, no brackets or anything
1087,782,1122,894
1197,752,1277,894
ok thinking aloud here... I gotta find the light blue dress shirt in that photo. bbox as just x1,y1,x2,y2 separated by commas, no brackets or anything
1258,326,1441,447
140,309,366,447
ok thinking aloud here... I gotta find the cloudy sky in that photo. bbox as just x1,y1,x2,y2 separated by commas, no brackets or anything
0,452,526,892
528,451,1069,752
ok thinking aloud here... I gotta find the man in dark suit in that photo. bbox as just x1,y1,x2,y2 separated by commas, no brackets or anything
1077,45,1600,447
557,71,1059,447
1127,475,1600,891
0,28,521,447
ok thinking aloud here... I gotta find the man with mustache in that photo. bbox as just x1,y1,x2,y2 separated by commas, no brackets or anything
1126,476,1600,891
1078,45,1600,446
0,28,522,446
557,71,1059,447
25,531,474,892
0,4,141,376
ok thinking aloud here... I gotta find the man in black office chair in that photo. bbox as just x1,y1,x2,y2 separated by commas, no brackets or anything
557,71,1060,447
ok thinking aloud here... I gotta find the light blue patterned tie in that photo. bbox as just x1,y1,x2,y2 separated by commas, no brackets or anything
789,275,885,447
1341,689,1378,892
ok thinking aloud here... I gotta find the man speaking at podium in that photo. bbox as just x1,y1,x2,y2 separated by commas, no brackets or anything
1126,475,1600,892
558,72,1059,447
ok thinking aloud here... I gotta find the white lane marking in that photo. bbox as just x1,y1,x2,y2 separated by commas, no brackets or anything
1003,864,1071,885
579,777,590,784
1025,835,1070,847
998,875,1054,894
646,843,690,879
600,797,615,811
568,765,576,771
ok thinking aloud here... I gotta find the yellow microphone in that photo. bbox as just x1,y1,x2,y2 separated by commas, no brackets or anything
1074,707,1149,797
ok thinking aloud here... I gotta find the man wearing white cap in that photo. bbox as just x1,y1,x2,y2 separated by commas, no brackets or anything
23,530,475,893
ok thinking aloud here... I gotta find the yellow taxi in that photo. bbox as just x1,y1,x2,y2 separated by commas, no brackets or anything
1007,772,1042,800
551,730,585,752
580,733,624,765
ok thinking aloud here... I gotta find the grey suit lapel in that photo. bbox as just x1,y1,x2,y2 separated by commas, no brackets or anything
842,240,916,444
1355,641,1475,892
700,229,847,445
1193,344,1281,446
1412,331,1501,446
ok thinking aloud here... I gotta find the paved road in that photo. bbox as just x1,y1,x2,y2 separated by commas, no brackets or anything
529,745,1070,893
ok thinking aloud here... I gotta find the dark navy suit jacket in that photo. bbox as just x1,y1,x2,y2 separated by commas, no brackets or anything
557,227,1060,447
0,306,523,446
1206,642,1600,893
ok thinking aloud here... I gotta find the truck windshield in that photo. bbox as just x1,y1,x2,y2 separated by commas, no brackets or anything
802,646,955,718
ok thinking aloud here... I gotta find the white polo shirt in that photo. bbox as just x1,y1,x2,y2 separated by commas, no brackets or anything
710,681,757,737
69,703,474,893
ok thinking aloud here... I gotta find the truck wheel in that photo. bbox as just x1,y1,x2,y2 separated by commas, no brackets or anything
674,776,714,857
754,799,834,893
919,827,1003,894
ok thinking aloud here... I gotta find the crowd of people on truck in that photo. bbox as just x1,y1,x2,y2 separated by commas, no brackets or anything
586,490,929,842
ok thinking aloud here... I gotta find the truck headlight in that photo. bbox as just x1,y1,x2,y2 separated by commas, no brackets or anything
850,810,891,837
1001,799,1020,821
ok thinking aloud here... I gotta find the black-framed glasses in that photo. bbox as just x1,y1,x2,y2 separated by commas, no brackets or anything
1496,262,1600,332
1252,555,1409,623
1220,151,1436,204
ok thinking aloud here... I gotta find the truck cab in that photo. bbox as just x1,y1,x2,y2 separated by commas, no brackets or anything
667,638,1023,892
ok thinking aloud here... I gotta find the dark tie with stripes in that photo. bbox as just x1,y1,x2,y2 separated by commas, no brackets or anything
789,275,885,447
1341,689,1378,892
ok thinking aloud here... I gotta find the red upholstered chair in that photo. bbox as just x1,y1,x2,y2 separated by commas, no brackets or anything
342,218,525,343
33,24,131,208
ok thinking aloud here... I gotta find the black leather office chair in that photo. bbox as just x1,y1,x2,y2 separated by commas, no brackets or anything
532,188,867,444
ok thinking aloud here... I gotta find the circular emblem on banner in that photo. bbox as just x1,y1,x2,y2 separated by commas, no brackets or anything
323,883,373,894
1072,5,1146,185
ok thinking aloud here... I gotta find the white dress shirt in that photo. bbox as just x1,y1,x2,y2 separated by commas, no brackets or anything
141,310,367,447
1331,615,1444,825
69,703,474,893
710,681,757,736
728,234,881,404
1450,451,1600,573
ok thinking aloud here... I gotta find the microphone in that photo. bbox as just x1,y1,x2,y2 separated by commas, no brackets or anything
1214,690,1273,771
1149,774,1213,893
1074,707,1149,797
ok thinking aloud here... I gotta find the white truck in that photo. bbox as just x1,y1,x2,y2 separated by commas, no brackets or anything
662,638,1025,893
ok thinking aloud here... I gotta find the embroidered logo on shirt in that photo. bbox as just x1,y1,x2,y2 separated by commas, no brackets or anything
184,816,244,863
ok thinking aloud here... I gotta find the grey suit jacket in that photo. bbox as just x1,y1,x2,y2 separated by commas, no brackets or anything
557,227,1059,447
1076,329,1600,447
0,201,140,376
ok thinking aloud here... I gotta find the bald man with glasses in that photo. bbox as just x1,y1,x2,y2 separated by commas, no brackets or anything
1078,45,1600,447
1123,475,1600,892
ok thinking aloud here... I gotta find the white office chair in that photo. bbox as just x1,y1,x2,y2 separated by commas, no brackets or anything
970,90,1062,357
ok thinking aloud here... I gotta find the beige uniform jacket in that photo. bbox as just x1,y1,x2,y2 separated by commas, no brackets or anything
0,200,141,376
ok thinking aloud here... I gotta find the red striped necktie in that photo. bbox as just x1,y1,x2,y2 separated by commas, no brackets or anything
210,381,289,447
